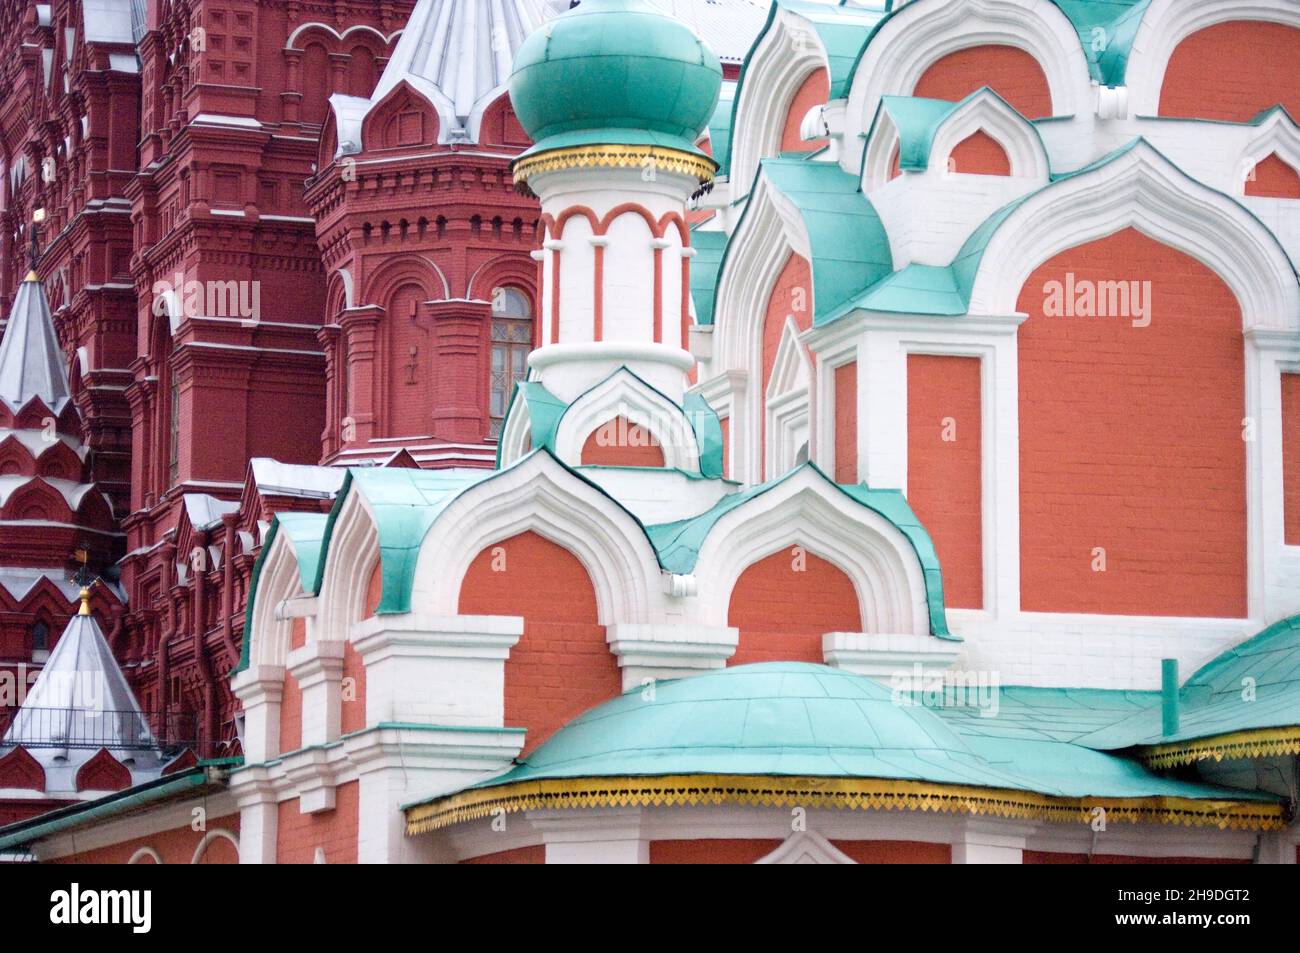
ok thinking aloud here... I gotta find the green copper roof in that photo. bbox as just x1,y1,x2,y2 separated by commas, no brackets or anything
722,0,888,175
1080,615,1300,749
779,0,888,100
509,0,723,158
846,264,967,317
723,158,892,326
872,87,1048,173
877,94,966,171
683,392,724,479
841,1,1153,110
706,82,737,171
322,468,495,616
1052,0,1150,87
645,462,955,640
237,512,331,673
505,367,724,478
274,513,330,593
445,662,1276,804
501,380,567,467
816,140,1152,323
936,686,1160,744
688,228,728,326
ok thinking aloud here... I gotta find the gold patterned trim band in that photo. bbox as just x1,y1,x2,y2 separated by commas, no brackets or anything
1143,726,1300,769
404,773,1286,835
512,145,718,194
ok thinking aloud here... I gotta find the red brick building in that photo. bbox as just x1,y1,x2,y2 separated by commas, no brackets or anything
0,0,764,764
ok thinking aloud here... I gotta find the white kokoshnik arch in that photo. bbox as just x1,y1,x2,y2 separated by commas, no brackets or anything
554,368,703,472
411,451,664,625
966,140,1300,330
1125,0,1300,119
862,88,1051,192
728,4,833,199
690,467,932,637
244,526,311,671
1239,109,1300,199
765,316,815,478
316,488,381,645
845,0,1091,172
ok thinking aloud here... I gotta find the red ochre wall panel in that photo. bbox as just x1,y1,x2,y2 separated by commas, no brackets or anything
49,814,240,864
278,618,306,755
728,548,862,664
834,362,858,484
1284,373,1300,546
580,416,667,467
1016,229,1246,617
907,355,984,610
913,45,1053,119
461,845,547,864
780,69,830,153
276,780,360,864
947,130,1011,176
364,559,383,617
459,531,618,753
1160,21,1300,123
1246,154,1300,199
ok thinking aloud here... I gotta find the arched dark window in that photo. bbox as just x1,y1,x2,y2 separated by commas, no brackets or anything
490,287,533,436
31,621,49,654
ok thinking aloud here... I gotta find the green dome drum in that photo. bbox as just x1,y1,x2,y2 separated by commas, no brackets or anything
509,0,723,163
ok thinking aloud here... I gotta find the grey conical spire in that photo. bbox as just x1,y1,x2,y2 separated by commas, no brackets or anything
2,591,154,771
0,274,70,415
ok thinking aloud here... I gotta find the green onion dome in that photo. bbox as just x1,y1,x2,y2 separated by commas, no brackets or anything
509,0,723,161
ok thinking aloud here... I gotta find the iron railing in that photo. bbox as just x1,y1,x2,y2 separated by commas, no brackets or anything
0,707,198,753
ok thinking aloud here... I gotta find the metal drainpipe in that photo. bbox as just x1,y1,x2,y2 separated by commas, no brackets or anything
156,541,176,742
1161,659,1180,738
219,512,240,664
192,529,216,758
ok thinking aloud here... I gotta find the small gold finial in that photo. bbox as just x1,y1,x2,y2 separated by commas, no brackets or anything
23,270,38,282
78,585,92,615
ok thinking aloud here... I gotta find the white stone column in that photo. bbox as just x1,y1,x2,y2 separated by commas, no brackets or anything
533,808,649,864
352,614,523,727
346,724,526,864
606,622,738,691
950,819,1032,864
230,665,285,763
232,775,278,865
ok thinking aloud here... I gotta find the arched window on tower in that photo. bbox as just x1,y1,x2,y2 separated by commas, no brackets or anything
30,620,49,659
489,287,533,438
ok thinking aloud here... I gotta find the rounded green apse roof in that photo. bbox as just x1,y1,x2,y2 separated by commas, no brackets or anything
509,0,723,156
477,662,1026,788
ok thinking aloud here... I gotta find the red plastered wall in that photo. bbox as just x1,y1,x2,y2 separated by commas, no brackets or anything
275,780,360,864
728,547,862,664
913,45,1053,119
1016,229,1246,617
907,355,983,610
1159,21,1300,122
458,531,618,753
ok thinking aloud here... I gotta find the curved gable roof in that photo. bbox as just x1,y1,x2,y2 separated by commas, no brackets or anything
645,461,955,639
